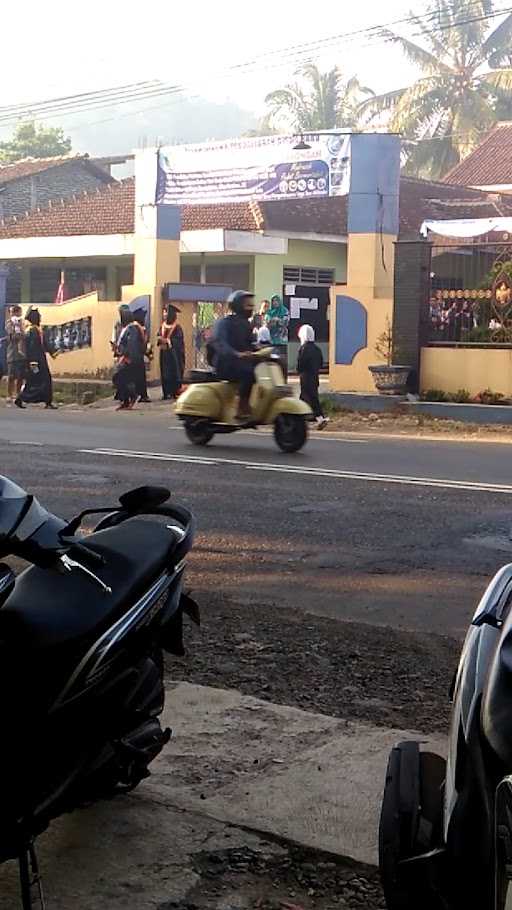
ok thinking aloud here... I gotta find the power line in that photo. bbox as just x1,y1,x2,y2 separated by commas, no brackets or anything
71,3,512,135
0,0,509,129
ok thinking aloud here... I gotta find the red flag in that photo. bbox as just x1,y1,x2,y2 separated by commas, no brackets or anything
54,271,67,304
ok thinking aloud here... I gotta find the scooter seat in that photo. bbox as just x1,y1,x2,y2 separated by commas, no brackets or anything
0,519,177,652
185,369,223,384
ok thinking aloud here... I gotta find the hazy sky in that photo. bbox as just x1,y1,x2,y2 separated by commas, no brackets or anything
3,0,419,120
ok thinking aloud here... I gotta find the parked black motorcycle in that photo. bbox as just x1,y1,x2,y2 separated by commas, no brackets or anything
379,563,512,910
0,475,198,909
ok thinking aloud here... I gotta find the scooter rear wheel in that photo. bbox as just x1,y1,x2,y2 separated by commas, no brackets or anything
274,414,307,453
184,419,215,446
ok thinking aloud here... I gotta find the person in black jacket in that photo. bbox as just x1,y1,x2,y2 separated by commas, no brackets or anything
15,308,57,410
113,312,146,410
297,324,328,430
212,290,256,420
158,305,185,400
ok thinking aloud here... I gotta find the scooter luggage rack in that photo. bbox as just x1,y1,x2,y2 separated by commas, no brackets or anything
19,840,45,910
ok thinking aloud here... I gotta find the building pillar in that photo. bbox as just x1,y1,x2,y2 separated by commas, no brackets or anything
0,264,9,375
329,134,400,391
392,239,433,392
126,154,181,381
106,263,118,300
200,253,206,284
20,264,30,304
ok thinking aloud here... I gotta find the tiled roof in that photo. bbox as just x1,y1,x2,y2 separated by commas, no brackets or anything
1,172,511,241
0,179,135,237
182,200,263,231
0,154,113,186
0,179,262,238
398,176,512,236
444,123,512,186
262,196,347,235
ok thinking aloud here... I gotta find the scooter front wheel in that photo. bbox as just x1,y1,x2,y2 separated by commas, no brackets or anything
274,414,307,453
184,418,215,446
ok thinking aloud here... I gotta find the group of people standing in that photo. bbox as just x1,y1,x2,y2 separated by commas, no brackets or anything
251,295,290,378
111,303,185,410
2,306,56,409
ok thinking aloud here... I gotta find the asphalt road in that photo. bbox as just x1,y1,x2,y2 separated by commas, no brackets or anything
0,401,506,906
2,403,512,637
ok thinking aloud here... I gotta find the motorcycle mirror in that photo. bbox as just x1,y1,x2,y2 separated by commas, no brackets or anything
0,563,15,607
118,486,170,512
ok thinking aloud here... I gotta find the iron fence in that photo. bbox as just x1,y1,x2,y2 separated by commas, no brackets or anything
427,240,512,346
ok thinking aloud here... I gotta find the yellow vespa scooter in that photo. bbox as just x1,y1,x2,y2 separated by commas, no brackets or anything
175,348,313,452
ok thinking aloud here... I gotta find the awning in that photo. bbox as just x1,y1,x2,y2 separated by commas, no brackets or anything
421,217,512,238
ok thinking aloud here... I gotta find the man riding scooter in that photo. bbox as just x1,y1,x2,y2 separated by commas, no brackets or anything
177,290,312,452
211,290,257,421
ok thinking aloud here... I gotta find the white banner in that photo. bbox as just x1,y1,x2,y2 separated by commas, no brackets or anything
155,133,351,206
421,217,512,238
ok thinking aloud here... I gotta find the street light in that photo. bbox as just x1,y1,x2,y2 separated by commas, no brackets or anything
292,130,355,151
293,136,312,151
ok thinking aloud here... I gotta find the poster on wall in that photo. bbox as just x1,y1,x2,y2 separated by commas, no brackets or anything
44,317,92,355
155,133,351,205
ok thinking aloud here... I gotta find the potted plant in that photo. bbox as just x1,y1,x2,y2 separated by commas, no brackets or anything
368,318,411,395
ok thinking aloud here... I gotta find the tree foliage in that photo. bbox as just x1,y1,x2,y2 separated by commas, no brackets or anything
359,0,512,178
0,121,72,163
265,64,374,132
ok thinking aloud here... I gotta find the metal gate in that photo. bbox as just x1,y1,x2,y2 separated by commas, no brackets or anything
193,301,229,368
427,239,512,345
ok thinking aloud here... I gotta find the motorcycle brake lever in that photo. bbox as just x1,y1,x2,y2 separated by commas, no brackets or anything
59,554,112,594
61,538,106,566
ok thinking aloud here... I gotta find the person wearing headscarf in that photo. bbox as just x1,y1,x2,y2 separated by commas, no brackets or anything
297,324,328,429
15,307,57,409
264,294,290,380
157,305,185,400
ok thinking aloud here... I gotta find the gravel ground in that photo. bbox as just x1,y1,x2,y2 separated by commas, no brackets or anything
324,408,512,440
177,844,385,910
170,592,460,734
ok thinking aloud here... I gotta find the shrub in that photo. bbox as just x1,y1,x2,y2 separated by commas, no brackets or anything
421,389,450,402
473,388,505,405
451,388,471,403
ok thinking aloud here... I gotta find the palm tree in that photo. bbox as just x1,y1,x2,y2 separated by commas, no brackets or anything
265,64,373,132
359,0,512,178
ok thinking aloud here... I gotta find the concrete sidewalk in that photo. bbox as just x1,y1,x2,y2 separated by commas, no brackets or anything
152,682,445,866
0,681,445,908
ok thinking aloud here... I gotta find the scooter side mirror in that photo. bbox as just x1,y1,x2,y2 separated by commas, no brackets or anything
119,486,170,513
0,563,16,607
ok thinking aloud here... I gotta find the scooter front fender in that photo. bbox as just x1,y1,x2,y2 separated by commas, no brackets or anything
176,384,224,420
267,397,313,423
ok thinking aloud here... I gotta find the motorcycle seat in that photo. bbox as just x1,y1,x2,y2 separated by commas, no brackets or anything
0,519,178,651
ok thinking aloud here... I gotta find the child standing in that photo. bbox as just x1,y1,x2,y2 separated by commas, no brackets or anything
297,324,328,430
